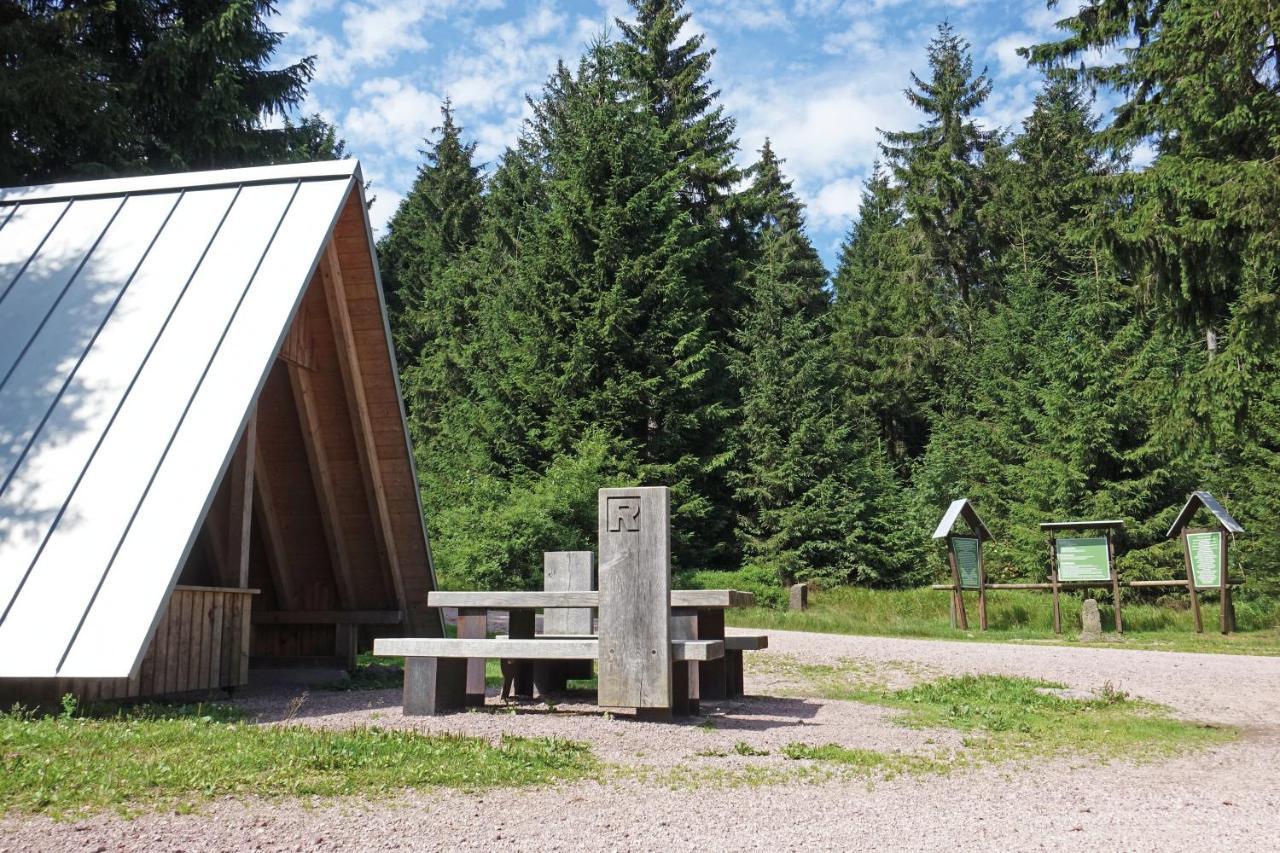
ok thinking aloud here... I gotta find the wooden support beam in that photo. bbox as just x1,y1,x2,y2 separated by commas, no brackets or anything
286,356,359,608
318,239,406,613
252,610,403,625
225,412,256,588
252,445,297,610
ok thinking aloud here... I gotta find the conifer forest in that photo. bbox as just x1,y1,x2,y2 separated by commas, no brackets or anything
6,0,1279,600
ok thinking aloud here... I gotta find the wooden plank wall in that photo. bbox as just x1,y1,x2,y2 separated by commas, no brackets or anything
329,192,438,637
0,586,255,705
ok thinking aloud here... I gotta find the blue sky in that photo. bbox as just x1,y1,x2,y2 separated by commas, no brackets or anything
274,0,1084,269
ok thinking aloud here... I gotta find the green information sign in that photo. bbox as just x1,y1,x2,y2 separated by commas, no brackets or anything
1186,531,1222,588
953,537,981,590
1055,537,1111,582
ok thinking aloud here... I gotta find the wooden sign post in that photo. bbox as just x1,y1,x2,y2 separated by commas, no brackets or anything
1040,520,1125,635
932,499,993,631
1167,491,1244,635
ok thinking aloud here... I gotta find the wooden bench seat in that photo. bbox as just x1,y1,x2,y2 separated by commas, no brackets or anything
375,637,724,661
374,636,725,715
491,633,769,700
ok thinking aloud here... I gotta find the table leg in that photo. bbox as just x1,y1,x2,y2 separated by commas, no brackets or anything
696,608,727,701
457,608,487,707
670,608,699,715
725,650,744,698
508,609,535,698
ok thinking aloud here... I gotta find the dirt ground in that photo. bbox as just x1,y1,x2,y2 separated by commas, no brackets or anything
3,628,1277,852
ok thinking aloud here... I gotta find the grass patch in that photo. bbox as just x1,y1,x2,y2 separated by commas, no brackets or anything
779,742,944,775
0,701,595,818
758,658,1232,770
727,586,1280,656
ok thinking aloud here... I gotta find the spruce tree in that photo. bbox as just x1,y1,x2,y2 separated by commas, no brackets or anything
461,41,722,568
617,0,747,565
733,142,903,584
1026,0,1280,360
830,168,940,464
879,22,996,306
378,100,484,373
0,0,315,183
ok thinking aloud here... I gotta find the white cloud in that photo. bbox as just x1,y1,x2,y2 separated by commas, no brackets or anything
278,0,506,86
696,0,790,32
989,31,1035,77
822,19,883,56
729,69,919,185
808,175,865,231
342,76,443,159
367,186,405,235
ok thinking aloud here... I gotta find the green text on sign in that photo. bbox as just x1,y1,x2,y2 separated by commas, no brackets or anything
952,537,981,589
1186,532,1222,588
1056,537,1111,582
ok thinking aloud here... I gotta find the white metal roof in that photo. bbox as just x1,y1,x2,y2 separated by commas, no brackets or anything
0,161,359,678
931,498,992,541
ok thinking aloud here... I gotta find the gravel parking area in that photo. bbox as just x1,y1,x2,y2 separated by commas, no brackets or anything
4,629,1277,852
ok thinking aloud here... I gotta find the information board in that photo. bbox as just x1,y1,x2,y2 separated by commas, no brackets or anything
1186,531,1222,589
952,537,981,590
1055,537,1111,582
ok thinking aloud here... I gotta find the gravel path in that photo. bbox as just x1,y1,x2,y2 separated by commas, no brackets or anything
4,629,1278,852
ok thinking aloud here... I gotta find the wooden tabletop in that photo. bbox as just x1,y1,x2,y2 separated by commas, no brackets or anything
427,589,755,610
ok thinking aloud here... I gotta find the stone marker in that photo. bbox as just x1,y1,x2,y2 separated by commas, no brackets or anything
789,582,808,612
1080,598,1103,642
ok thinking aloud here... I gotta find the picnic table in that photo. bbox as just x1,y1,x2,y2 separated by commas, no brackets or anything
375,487,770,717
427,589,755,708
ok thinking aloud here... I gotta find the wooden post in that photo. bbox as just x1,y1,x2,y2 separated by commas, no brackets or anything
1049,536,1061,635
597,487,672,711
226,412,256,588
287,358,360,609
456,608,487,707
1108,530,1123,633
977,539,989,631
1219,529,1231,635
1181,529,1204,633
335,623,358,672
945,534,968,630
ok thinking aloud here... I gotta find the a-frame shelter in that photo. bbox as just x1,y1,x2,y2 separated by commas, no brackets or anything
0,161,440,703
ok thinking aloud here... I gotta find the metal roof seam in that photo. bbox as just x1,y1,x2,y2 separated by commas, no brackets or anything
0,185,245,628
54,180,305,674
0,192,185,494
0,199,73,307
0,195,130,393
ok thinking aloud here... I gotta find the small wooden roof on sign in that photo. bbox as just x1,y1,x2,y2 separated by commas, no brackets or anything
931,498,992,541
1166,491,1244,538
